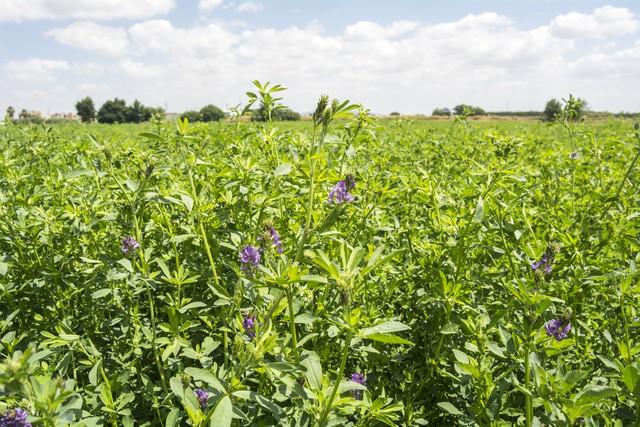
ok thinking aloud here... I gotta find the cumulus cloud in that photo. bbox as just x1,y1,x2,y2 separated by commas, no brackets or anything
550,6,638,39
13,5,640,113
199,0,224,12
0,0,174,21
4,58,69,82
118,59,164,79
237,2,263,13
45,22,129,55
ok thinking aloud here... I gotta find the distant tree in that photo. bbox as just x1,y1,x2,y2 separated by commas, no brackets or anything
453,104,485,116
390,111,400,116
125,100,146,123
273,108,301,121
251,106,300,121
97,98,128,124
180,110,202,122
5,106,15,121
75,97,96,123
432,107,451,116
199,104,225,122
543,99,562,122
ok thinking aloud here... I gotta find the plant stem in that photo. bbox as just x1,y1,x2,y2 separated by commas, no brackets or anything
133,208,169,395
319,329,352,427
524,340,532,427
319,296,352,426
295,125,324,263
189,171,223,295
286,285,300,362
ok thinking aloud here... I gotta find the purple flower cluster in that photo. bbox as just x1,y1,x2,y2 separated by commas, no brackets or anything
0,408,31,427
239,245,261,274
268,227,284,254
531,243,558,275
545,318,572,341
194,388,208,410
243,314,256,339
328,174,356,205
351,372,367,400
121,236,140,256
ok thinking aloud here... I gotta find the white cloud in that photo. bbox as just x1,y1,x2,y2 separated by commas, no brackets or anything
4,58,69,81
118,59,164,79
45,22,129,55
237,2,262,13
129,20,237,60
199,0,224,12
7,6,640,114
550,6,638,39
0,0,174,21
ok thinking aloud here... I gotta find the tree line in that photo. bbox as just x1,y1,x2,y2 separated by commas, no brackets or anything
429,97,588,121
74,97,164,124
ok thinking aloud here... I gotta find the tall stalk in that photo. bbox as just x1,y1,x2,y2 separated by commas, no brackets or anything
133,210,168,395
295,124,324,263
318,296,352,426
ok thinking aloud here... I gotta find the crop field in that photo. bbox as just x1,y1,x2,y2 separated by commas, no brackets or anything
1,90,640,426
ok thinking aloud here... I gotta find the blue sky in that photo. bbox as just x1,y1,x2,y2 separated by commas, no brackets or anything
1,0,640,115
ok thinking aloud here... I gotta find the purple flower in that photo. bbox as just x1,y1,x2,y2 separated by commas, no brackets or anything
268,227,284,254
194,388,208,410
243,314,256,339
545,318,572,341
121,236,140,256
350,372,367,400
239,245,261,273
328,175,356,204
0,408,32,427
531,253,553,274
531,243,558,275
569,152,580,160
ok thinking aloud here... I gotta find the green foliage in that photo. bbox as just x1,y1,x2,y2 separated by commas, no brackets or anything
544,98,562,122
75,96,96,123
432,107,451,116
251,106,301,122
453,104,485,116
97,98,163,124
5,106,15,121
1,83,640,426
560,94,588,122
97,98,128,124
180,110,202,122
199,104,225,122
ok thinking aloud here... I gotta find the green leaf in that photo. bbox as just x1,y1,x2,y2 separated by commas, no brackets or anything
91,289,111,299
452,349,469,364
274,163,292,176
622,365,639,393
210,395,232,427
437,402,463,416
166,409,180,427
359,321,410,337
231,390,283,419
301,351,323,390
184,368,225,392
116,258,134,273
180,194,194,212
574,385,616,406
363,333,413,345
0,262,8,276
472,196,484,223
169,376,184,400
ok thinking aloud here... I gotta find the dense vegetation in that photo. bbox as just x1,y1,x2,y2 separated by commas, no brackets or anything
1,84,640,426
